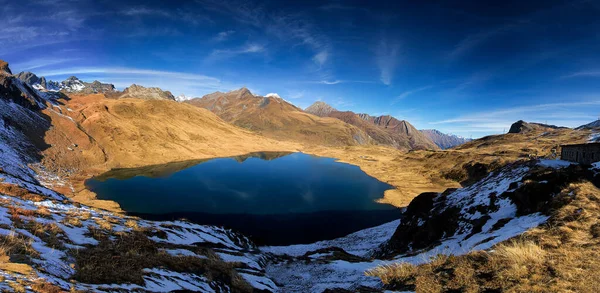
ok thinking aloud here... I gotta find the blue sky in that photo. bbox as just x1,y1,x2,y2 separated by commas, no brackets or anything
2,0,600,137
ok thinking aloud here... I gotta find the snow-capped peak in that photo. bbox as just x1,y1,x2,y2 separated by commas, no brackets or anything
265,93,282,99
175,94,191,102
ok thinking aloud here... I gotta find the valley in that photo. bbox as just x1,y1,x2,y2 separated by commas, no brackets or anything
0,58,598,293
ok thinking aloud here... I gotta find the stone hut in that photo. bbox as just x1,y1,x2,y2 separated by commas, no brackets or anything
561,143,600,165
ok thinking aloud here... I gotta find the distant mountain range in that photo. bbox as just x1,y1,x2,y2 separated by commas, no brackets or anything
306,101,442,150
420,129,472,149
15,72,116,94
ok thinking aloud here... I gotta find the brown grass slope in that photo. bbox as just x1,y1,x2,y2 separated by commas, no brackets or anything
185,88,372,147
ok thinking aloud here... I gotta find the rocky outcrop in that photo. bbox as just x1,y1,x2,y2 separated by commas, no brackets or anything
119,84,176,101
421,129,472,149
16,72,47,89
0,61,48,111
0,60,11,75
305,101,337,117
508,120,567,134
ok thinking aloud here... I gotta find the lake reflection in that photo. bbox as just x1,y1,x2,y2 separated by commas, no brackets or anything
86,152,400,245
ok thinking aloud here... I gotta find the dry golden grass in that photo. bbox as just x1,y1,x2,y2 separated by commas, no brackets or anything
62,216,82,227
36,205,51,217
366,262,416,285
72,231,253,292
494,240,546,266
8,206,37,223
370,182,600,293
94,218,113,231
124,219,139,230
30,280,64,293
0,231,38,275
8,281,26,293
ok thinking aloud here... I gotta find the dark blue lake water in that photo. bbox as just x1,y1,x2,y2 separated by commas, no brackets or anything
85,152,400,245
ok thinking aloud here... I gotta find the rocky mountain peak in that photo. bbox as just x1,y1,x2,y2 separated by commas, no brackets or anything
0,60,12,75
15,72,47,89
230,87,254,99
305,101,337,117
508,120,566,134
121,84,175,101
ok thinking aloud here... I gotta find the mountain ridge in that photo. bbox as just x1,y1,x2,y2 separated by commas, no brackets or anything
305,101,439,150
15,71,116,94
184,89,372,147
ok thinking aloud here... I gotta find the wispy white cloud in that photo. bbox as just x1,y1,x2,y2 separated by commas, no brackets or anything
308,79,374,85
36,67,221,83
10,58,80,72
213,30,235,42
206,43,265,61
122,7,172,17
392,85,434,104
429,100,600,136
312,51,329,67
561,70,600,79
203,0,332,68
376,38,399,85
287,90,305,99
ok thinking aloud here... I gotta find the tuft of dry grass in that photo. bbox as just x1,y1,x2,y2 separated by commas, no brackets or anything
94,218,113,231
493,239,546,266
36,205,52,218
366,262,416,285
30,279,64,293
62,216,82,227
8,281,26,293
124,219,139,230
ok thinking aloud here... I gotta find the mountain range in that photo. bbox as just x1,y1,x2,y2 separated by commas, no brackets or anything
15,72,116,94
184,88,373,147
420,129,472,149
305,101,467,150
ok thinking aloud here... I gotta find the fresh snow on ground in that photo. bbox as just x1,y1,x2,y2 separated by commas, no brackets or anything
589,132,600,142
539,159,573,169
262,219,400,257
